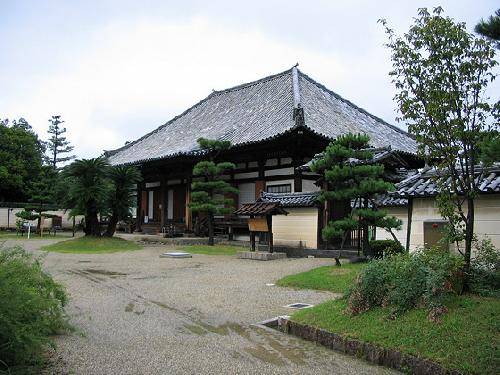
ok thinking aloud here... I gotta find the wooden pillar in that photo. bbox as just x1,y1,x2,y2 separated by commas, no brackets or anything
136,184,143,232
160,178,166,230
406,197,413,252
267,215,273,253
255,159,266,199
185,177,192,231
293,157,302,192
250,214,256,251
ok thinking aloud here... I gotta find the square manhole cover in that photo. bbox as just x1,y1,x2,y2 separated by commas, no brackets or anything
284,303,314,309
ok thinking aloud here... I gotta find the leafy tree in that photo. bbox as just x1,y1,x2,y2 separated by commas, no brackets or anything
188,138,238,246
103,166,142,237
479,130,500,165
63,158,109,236
0,118,45,201
310,133,402,261
475,9,500,48
46,115,75,169
381,7,498,287
19,166,59,234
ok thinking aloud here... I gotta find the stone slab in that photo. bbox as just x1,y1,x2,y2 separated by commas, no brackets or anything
159,252,192,258
237,251,287,261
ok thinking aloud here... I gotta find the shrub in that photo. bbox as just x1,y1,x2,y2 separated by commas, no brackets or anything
469,238,500,297
369,239,404,258
347,247,463,318
0,246,69,372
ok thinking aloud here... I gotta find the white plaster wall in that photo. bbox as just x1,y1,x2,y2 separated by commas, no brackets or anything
301,179,321,192
0,208,82,230
272,207,318,249
375,206,408,245
379,194,500,253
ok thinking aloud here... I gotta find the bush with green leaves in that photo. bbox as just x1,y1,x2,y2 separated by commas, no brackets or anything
469,238,500,297
369,239,404,258
347,248,463,318
0,246,69,371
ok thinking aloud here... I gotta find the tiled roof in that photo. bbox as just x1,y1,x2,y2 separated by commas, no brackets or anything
259,191,320,207
107,67,417,165
373,195,408,207
299,147,410,172
233,202,288,216
393,165,500,197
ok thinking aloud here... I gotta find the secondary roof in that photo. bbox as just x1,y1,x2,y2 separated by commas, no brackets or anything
107,66,417,165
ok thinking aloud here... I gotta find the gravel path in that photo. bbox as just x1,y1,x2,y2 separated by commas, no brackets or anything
5,238,398,374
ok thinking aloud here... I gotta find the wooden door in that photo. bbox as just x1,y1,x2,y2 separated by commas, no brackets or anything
173,185,186,222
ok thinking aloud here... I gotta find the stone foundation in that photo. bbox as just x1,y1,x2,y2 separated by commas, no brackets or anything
237,251,287,261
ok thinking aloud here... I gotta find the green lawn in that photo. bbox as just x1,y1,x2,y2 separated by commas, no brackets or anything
41,236,142,253
179,245,243,256
276,262,366,293
292,295,499,374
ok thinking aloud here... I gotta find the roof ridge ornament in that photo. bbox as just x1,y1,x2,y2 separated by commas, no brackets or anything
292,65,301,109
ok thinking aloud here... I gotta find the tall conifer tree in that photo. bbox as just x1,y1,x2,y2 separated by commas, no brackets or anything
311,133,402,258
46,115,75,169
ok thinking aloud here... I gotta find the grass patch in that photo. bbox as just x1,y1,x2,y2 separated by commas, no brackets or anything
179,245,242,256
276,262,366,293
41,236,142,254
292,295,500,374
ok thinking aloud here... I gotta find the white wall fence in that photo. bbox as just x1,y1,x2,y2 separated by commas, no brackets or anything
0,207,81,230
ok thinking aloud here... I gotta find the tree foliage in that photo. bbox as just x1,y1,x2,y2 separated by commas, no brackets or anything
475,9,500,48
188,138,238,245
46,115,75,169
381,7,498,285
62,158,141,237
310,133,402,255
104,165,142,237
0,118,45,202
63,158,110,236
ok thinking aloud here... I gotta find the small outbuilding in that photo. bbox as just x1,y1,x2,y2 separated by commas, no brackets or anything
258,191,322,250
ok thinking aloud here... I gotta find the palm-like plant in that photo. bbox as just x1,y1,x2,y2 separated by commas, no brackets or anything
63,158,110,236
104,165,142,237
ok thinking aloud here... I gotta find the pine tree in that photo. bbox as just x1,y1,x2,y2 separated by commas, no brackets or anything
188,138,238,246
311,133,402,259
475,9,500,48
47,115,75,169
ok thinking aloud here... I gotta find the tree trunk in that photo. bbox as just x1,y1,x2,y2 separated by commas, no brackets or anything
462,197,475,293
85,206,101,237
104,215,119,237
207,212,214,246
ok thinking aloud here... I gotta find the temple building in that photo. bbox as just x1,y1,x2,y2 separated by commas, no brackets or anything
105,66,420,242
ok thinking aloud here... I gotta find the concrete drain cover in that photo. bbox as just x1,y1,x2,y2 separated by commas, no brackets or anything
284,303,314,309
160,252,192,258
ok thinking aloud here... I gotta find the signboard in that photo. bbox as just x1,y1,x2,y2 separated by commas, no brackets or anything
248,217,268,232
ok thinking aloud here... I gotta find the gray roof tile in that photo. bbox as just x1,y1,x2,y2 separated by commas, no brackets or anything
107,67,417,165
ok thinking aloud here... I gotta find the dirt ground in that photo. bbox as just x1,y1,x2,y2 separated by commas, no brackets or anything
4,237,397,375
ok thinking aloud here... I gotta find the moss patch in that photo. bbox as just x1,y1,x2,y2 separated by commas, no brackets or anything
178,245,242,256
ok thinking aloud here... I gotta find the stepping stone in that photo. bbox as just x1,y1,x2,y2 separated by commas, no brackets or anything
159,252,192,258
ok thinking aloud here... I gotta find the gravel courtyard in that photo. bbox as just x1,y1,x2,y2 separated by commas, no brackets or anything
9,238,397,374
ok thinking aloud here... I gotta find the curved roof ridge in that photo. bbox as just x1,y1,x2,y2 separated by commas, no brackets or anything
297,69,414,139
211,67,294,95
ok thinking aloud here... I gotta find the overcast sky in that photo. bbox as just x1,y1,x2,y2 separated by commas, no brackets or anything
1,1,499,159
